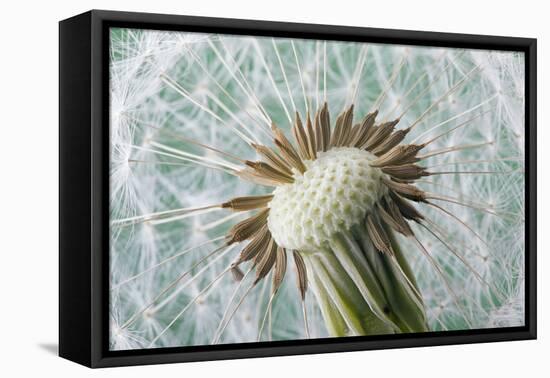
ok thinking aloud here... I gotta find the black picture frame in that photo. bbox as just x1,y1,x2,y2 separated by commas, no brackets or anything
59,9,537,368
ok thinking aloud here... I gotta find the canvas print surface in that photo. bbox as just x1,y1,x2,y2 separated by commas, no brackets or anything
108,27,526,350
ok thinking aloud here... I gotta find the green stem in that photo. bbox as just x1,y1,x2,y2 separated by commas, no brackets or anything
305,263,348,335
299,223,428,337
355,225,428,333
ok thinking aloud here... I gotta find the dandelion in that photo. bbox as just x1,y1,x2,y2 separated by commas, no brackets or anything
109,28,525,349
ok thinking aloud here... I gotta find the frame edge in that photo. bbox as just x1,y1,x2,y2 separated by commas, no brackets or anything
59,11,94,368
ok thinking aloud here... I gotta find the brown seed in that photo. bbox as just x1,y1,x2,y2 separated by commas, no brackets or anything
377,199,413,236
330,105,354,147
377,202,406,236
320,102,332,151
389,190,425,222
272,122,307,173
370,144,424,167
352,110,378,148
237,167,287,187
366,214,394,256
382,178,427,202
230,265,245,281
347,123,361,147
254,238,278,284
372,127,410,156
293,111,313,160
252,143,293,176
221,194,274,211
305,112,317,160
329,110,345,148
339,105,355,146
293,251,308,300
385,198,414,236
382,164,429,181
245,160,295,184
227,208,270,244
314,108,325,152
364,119,399,151
237,225,271,263
272,247,288,293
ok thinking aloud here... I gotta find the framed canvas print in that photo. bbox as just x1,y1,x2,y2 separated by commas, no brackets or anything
59,10,536,368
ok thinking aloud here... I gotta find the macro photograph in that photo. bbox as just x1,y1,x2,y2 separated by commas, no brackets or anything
107,27,526,350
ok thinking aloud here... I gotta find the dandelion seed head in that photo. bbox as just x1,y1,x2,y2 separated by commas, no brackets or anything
268,148,387,250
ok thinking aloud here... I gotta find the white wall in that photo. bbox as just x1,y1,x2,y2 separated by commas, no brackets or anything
0,0,546,376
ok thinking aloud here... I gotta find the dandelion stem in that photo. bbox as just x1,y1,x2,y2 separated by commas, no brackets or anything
303,258,349,336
